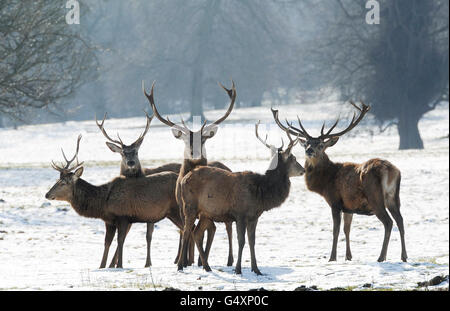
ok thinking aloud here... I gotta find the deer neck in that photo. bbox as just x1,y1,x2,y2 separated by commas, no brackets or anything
258,158,291,212
120,163,144,178
304,152,339,194
179,157,207,178
69,179,109,219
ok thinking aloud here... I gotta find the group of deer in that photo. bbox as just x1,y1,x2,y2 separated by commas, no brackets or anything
45,80,407,276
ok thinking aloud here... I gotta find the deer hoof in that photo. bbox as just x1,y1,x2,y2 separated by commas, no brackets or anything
252,268,262,276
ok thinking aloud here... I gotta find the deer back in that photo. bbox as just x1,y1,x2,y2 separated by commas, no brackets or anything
106,171,178,222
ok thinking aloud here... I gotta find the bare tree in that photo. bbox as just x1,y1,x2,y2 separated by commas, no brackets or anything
305,0,449,149
0,0,97,123
130,0,299,120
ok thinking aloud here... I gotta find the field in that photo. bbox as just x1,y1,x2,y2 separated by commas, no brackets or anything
0,101,448,291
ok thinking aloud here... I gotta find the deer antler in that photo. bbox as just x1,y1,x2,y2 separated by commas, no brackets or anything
51,134,84,173
130,110,154,147
143,80,189,136
319,101,370,139
255,121,283,150
95,113,123,146
271,108,311,139
284,128,301,154
211,79,236,126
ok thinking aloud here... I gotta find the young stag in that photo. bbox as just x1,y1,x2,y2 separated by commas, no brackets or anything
143,80,236,268
272,102,407,262
45,135,183,269
95,111,156,268
179,122,305,275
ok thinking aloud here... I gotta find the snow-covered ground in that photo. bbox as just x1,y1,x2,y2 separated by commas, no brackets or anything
0,101,448,291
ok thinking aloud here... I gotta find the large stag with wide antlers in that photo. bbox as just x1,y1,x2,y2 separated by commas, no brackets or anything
143,80,236,268
178,122,304,274
45,135,183,269
272,102,407,262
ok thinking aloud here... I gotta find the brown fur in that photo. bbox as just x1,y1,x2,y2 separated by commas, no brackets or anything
46,169,182,268
178,149,304,275
175,158,234,268
303,151,407,262
272,102,407,262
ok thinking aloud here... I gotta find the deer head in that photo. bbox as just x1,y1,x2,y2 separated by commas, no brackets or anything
143,80,236,160
95,111,153,176
272,101,370,165
255,121,305,177
46,135,84,201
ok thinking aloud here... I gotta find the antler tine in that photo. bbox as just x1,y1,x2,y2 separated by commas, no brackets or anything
255,121,273,149
211,79,236,126
270,107,300,137
143,80,189,134
320,101,370,139
95,112,123,146
320,117,340,137
131,110,154,146
294,115,312,139
51,160,64,172
58,134,83,171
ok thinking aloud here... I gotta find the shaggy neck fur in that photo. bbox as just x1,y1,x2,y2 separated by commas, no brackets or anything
120,163,144,178
69,179,110,219
304,152,341,194
254,153,291,212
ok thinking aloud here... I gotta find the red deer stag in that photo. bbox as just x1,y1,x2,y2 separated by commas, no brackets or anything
96,111,177,268
45,135,183,268
272,102,407,262
143,80,236,268
178,122,305,275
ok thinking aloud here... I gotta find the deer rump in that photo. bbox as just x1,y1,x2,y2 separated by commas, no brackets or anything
331,159,401,216
181,166,277,221
106,171,179,222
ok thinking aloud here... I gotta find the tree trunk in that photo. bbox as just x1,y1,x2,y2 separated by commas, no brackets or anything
397,114,424,150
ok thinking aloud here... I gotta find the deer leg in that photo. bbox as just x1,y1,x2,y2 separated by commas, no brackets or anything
374,208,393,262
145,223,155,267
225,222,234,266
186,228,195,267
167,213,184,265
100,223,116,269
197,218,216,267
329,207,342,261
116,218,129,269
203,219,216,267
188,227,195,266
109,223,132,268
247,218,261,275
234,218,247,275
197,230,206,267
177,208,196,272
193,217,213,272
386,205,407,262
343,213,353,261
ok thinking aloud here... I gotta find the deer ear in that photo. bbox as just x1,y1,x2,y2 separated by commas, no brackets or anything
171,128,184,139
73,167,84,179
203,124,218,138
324,137,339,148
106,142,122,153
